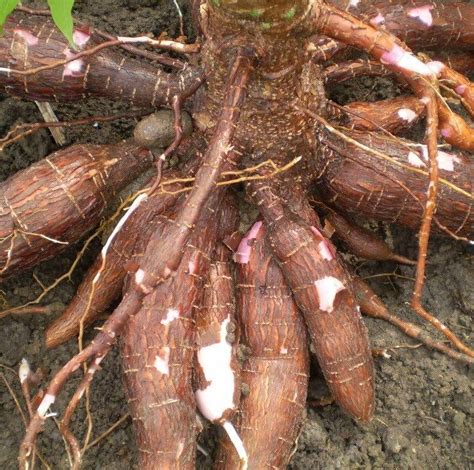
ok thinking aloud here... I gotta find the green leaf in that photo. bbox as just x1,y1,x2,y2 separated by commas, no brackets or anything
0,0,21,31
47,0,75,47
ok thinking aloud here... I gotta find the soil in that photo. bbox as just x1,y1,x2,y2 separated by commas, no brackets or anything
0,1,472,469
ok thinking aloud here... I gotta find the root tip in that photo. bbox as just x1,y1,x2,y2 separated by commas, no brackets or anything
222,420,248,470
390,254,417,266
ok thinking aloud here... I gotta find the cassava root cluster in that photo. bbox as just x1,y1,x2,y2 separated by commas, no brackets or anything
0,0,472,469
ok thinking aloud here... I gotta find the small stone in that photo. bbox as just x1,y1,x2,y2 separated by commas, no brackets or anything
383,427,409,454
133,109,193,149
453,411,465,430
367,443,383,458
454,393,473,415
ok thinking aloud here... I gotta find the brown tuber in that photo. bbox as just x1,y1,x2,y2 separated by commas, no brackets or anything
0,142,152,278
215,223,310,469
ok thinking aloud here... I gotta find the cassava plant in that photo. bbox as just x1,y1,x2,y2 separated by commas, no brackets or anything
0,0,472,468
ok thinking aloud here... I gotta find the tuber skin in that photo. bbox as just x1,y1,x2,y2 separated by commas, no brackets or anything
194,240,249,466
324,210,416,265
45,206,172,349
315,128,473,239
249,181,375,423
215,223,310,469
45,155,201,349
0,14,202,108
0,141,153,278
194,244,241,426
120,191,236,470
329,0,474,49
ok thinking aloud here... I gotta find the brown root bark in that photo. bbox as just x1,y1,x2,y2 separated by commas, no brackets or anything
0,13,202,108
436,65,473,117
352,277,474,363
324,54,474,88
0,141,152,278
341,96,424,134
215,223,309,469
329,0,474,49
248,181,374,423
323,209,416,265
315,128,473,239
120,191,235,469
121,246,199,468
323,59,393,86
316,1,473,155
19,288,143,469
134,48,254,292
45,157,199,348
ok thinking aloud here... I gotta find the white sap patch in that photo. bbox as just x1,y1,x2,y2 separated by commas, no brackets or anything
154,347,170,375
37,393,56,417
436,151,461,172
440,127,452,138
310,226,323,238
280,346,288,355
101,193,147,259
381,44,431,76
407,5,434,26
349,0,360,7
407,151,426,168
233,221,263,264
19,358,30,384
195,316,235,422
176,441,184,459
396,52,431,75
63,48,85,77
73,30,91,47
64,58,84,76
135,268,145,285
161,308,180,326
188,260,196,274
426,61,445,75
398,108,417,123
222,421,248,468
14,28,39,46
370,13,385,26
418,145,461,171
318,240,334,261
310,226,334,261
314,276,345,313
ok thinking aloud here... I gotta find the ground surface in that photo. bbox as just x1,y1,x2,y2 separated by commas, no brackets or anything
0,1,472,469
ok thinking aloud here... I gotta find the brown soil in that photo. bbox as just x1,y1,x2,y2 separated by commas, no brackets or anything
0,2,472,469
